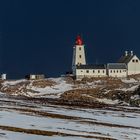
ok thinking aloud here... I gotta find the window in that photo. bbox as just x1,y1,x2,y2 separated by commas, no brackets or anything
132,59,135,63
103,70,105,73
79,47,81,51
120,70,122,73
86,70,89,73
136,59,139,63
81,70,83,72
93,70,95,73
114,70,115,73
98,70,100,73
110,70,112,73
77,63,81,66
79,55,82,58
117,70,118,73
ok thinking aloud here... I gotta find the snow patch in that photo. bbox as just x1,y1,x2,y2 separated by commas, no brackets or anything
27,78,73,97
118,85,139,92
2,79,26,86
97,98,119,105
121,78,138,84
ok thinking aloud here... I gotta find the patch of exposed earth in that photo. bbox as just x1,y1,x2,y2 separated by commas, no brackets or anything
0,94,140,140
0,76,140,107
0,77,140,139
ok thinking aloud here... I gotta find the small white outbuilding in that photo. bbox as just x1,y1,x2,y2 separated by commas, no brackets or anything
1,74,7,80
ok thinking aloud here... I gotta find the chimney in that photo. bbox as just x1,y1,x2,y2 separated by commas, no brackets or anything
125,51,128,56
130,51,133,56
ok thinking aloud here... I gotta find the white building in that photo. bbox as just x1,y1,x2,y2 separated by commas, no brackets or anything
1,74,7,80
118,51,140,75
72,36,140,79
25,74,45,80
76,64,107,79
107,63,127,78
72,35,86,75
72,36,107,79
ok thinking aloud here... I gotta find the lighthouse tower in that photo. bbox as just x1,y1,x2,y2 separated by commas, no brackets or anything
72,35,86,74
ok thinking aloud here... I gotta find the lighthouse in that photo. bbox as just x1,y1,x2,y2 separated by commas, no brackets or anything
72,35,86,74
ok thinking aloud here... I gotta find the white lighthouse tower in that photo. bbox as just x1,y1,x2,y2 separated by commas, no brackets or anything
72,35,86,74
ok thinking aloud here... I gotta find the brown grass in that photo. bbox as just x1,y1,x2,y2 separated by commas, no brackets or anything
128,74,140,80
0,125,116,140
1,106,140,130
32,79,56,88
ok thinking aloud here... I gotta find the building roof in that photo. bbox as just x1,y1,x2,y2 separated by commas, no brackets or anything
107,63,127,69
118,54,135,64
76,64,106,69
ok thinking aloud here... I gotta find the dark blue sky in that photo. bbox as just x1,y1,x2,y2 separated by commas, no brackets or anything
0,0,140,78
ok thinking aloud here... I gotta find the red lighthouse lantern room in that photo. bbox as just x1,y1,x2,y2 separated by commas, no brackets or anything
75,35,84,45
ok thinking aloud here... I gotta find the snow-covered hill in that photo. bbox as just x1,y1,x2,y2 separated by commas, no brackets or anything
0,78,73,98
0,77,140,140
0,77,140,106
0,95,140,140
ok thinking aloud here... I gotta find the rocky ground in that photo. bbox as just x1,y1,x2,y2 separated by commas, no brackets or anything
0,93,140,140
0,76,140,140
0,76,140,107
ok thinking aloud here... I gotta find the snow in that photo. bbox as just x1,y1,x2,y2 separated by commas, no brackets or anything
40,105,140,128
0,130,96,140
0,78,73,98
0,96,140,140
131,95,140,100
0,78,140,139
2,79,26,86
121,78,138,84
1,77,140,99
96,98,119,105
118,85,139,92
27,78,73,97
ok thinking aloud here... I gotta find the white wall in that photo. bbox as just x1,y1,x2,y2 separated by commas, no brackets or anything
76,68,127,79
127,55,140,75
108,69,127,78
76,69,107,79
30,75,36,80
72,45,86,74
1,74,7,80
75,45,86,65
